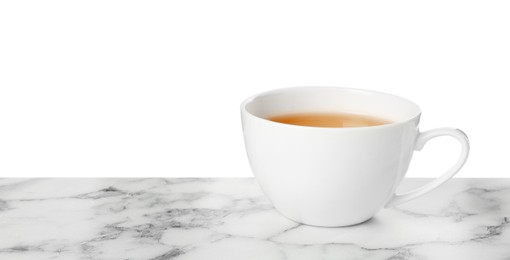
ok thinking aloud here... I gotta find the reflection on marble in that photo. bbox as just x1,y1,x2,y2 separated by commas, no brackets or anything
0,178,509,260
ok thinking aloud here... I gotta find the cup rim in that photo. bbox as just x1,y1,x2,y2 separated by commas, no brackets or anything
241,86,422,130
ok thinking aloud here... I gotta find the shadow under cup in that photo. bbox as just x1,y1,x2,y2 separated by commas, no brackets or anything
241,87,422,227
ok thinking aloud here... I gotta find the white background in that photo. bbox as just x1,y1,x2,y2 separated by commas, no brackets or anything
0,0,509,178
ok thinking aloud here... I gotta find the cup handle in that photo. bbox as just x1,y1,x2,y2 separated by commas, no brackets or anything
385,127,470,208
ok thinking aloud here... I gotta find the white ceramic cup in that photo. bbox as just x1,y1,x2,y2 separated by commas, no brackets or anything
241,87,469,227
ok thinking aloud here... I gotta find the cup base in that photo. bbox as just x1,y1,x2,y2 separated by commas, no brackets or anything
274,209,375,227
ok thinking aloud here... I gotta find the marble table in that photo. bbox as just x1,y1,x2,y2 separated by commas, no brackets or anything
0,178,509,260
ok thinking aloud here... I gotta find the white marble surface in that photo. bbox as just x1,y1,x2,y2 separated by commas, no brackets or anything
0,178,509,260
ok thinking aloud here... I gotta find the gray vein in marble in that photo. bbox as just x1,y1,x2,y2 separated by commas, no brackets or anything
148,248,184,260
